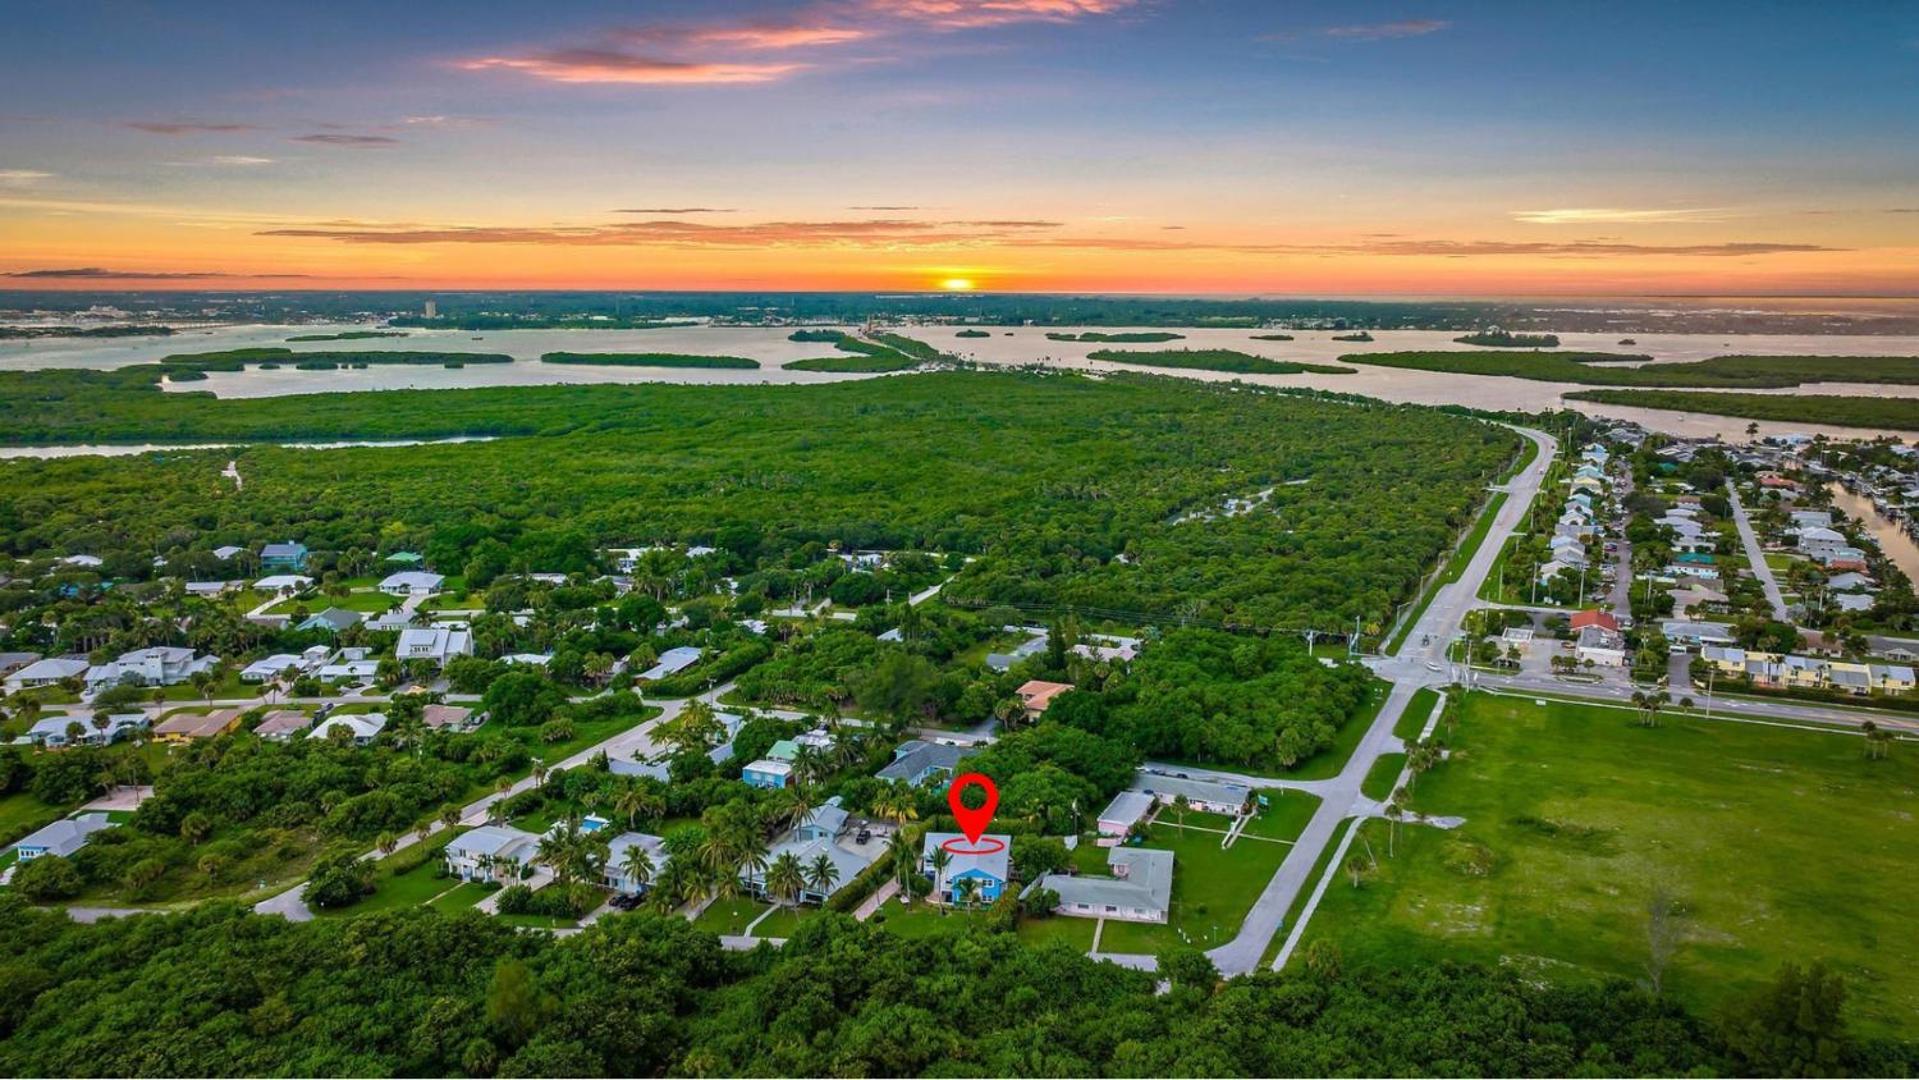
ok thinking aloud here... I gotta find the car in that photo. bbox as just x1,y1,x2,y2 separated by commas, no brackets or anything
1425,662,1442,672
608,892,642,910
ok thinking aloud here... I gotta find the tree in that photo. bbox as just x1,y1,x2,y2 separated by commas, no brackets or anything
12,855,83,901
1644,883,1686,996
929,848,953,907
484,959,549,1049
805,851,840,900
1719,960,1851,1076
766,852,806,908
1860,719,1893,761
1157,945,1219,993
1344,853,1371,888
178,810,213,845
303,852,376,908
953,875,980,912
620,845,655,895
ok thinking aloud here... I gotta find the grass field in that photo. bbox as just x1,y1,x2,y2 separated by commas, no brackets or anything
1361,753,1407,801
1396,687,1441,740
427,881,492,913
1095,820,1294,954
315,832,461,918
1297,692,1919,1034
691,897,770,935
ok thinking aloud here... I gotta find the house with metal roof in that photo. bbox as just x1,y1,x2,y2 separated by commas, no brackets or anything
876,740,977,786
11,813,115,862
1030,846,1173,924
921,831,1011,906
1129,771,1251,815
1096,789,1155,842
445,825,539,882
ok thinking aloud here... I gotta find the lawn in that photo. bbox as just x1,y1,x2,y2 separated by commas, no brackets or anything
316,831,460,918
1239,791,1321,841
495,913,579,930
690,897,770,935
1297,692,1919,1035
1396,687,1441,741
428,881,492,913
752,903,817,938
870,897,990,938
0,790,67,846
1094,821,1292,954
1361,753,1407,801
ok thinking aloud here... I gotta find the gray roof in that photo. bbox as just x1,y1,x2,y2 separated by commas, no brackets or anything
875,740,976,783
1039,847,1173,914
13,813,114,858
1130,772,1250,808
298,607,361,632
922,832,1010,883
445,825,538,860
1097,790,1155,827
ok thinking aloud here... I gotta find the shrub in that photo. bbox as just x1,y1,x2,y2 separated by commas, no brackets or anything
12,856,83,901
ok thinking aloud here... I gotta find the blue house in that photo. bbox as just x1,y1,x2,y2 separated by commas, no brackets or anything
921,832,1010,906
260,542,309,571
742,759,793,790
12,813,114,862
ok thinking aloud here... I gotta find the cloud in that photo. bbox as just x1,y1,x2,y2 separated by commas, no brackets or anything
212,155,276,166
1348,239,1837,257
125,121,259,135
614,207,737,214
1321,18,1450,40
452,1,1131,88
258,217,1064,248
1511,207,1734,225
455,50,803,85
396,115,494,128
0,169,54,187
870,0,1137,29
1886,208,1919,214
850,205,920,210
1,267,310,279
292,133,400,147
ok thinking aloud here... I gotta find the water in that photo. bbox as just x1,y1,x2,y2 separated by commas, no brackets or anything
4,322,1917,443
1827,483,1919,584
0,436,498,461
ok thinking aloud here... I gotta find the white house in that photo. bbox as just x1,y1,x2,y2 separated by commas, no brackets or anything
395,626,471,665
444,825,540,882
379,570,445,596
637,646,702,681
1031,846,1173,924
317,647,379,683
4,656,90,693
11,813,115,862
254,574,314,593
86,646,216,691
26,713,147,748
1129,772,1250,815
241,654,310,683
604,831,669,895
309,712,387,745
1096,790,1155,843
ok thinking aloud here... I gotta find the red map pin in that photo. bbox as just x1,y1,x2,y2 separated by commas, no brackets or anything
946,772,998,844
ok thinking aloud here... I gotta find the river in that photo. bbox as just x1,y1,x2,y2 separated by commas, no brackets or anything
1827,483,1919,583
4,322,1917,444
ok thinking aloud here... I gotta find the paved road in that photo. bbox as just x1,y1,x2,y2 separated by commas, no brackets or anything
1727,481,1790,622
1111,425,1559,978
251,683,726,922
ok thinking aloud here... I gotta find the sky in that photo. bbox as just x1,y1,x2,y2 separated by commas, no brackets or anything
2,0,1916,296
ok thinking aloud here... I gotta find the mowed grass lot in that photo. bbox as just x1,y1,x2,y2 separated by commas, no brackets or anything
1299,693,1919,1034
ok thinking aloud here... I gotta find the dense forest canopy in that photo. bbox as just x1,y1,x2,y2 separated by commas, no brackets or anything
0,372,1518,630
0,900,1904,1077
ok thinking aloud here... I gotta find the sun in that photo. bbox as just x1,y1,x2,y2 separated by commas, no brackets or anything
937,277,976,292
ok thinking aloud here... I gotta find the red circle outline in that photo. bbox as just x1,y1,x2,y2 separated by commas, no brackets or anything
939,836,1006,856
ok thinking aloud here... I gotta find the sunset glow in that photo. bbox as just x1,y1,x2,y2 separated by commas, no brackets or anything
1,2,1914,295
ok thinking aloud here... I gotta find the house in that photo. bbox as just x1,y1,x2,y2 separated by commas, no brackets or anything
1096,789,1156,842
259,542,309,571
637,646,702,681
254,710,313,741
1570,610,1620,635
60,554,103,569
742,759,793,790
876,740,977,786
384,551,425,566
422,704,478,732
87,646,217,691
1826,572,1874,593
1500,626,1535,654
297,607,361,634
153,709,243,742
1032,846,1173,924
241,654,309,683
10,813,114,862
1834,593,1875,613
744,799,886,903
212,544,246,561
445,825,539,882
317,647,379,683
0,652,40,680
1796,526,1850,558
502,653,552,667
27,713,147,748
310,713,387,745
1870,664,1916,694
765,739,802,764
4,656,89,693
1073,634,1142,664
366,611,413,633
1130,772,1251,815
379,570,444,596
184,580,239,597
1661,621,1736,649
395,626,472,665
1573,626,1627,667
1015,679,1074,719
1828,662,1872,695
1790,510,1834,530
921,831,1011,906
254,574,313,594
604,831,669,895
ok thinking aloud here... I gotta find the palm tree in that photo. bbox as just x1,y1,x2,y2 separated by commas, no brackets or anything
805,852,840,901
929,848,953,908
766,852,806,908
1385,787,1410,857
1170,794,1189,830
621,846,656,896
440,803,462,830
954,875,980,912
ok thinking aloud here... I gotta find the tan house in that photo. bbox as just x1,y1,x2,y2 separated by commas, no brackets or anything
1015,679,1074,719
154,709,243,743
